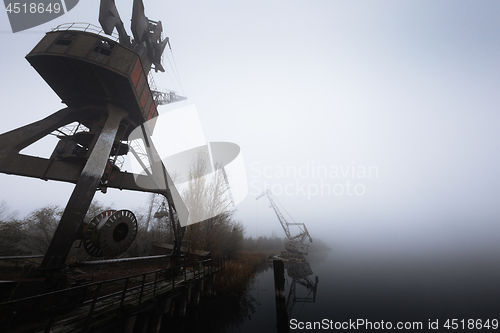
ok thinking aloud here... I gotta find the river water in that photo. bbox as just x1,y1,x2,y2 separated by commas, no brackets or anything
166,244,500,332
236,245,500,332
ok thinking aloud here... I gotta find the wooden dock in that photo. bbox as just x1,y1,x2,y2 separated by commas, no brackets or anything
0,258,224,333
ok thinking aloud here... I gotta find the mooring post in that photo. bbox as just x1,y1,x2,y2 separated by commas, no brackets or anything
136,313,149,333
204,273,215,296
162,298,172,315
123,315,137,333
273,259,289,333
193,280,202,306
149,313,163,333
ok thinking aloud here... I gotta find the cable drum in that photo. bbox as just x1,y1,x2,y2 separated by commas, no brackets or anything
83,209,138,257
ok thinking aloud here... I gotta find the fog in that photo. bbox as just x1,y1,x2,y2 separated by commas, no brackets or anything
1,0,499,262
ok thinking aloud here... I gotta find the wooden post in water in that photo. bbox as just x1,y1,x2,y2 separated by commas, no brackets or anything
273,260,289,333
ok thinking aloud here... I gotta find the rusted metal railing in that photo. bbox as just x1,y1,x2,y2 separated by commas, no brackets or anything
51,23,120,42
0,258,224,333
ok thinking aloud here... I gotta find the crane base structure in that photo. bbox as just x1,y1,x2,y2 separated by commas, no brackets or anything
0,1,188,280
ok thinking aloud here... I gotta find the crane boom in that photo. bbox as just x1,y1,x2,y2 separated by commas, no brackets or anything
257,190,292,239
256,189,312,256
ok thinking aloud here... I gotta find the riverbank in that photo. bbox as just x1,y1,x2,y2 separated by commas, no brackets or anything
213,251,268,296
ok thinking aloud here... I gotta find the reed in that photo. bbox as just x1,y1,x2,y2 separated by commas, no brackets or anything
213,251,267,295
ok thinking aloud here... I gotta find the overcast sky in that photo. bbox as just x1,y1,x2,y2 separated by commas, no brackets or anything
1,1,499,257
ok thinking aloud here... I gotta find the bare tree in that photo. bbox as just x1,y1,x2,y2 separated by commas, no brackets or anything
0,221,24,255
15,200,113,260
182,153,244,257
21,205,61,254
0,200,17,222
0,202,25,255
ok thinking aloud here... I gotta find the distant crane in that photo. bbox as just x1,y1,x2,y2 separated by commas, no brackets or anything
256,189,313,257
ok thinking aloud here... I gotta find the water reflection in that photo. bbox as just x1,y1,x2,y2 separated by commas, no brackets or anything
285,261,319,319
174,244,500,332
161,257,324,333
162,264,268,333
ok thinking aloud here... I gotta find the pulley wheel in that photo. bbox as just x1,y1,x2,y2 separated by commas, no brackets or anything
83,209,138,257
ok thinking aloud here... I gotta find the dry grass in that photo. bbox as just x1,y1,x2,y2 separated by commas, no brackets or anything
212,251,267,296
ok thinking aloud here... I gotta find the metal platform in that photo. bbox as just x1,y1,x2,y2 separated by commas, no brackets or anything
26,23,159,136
